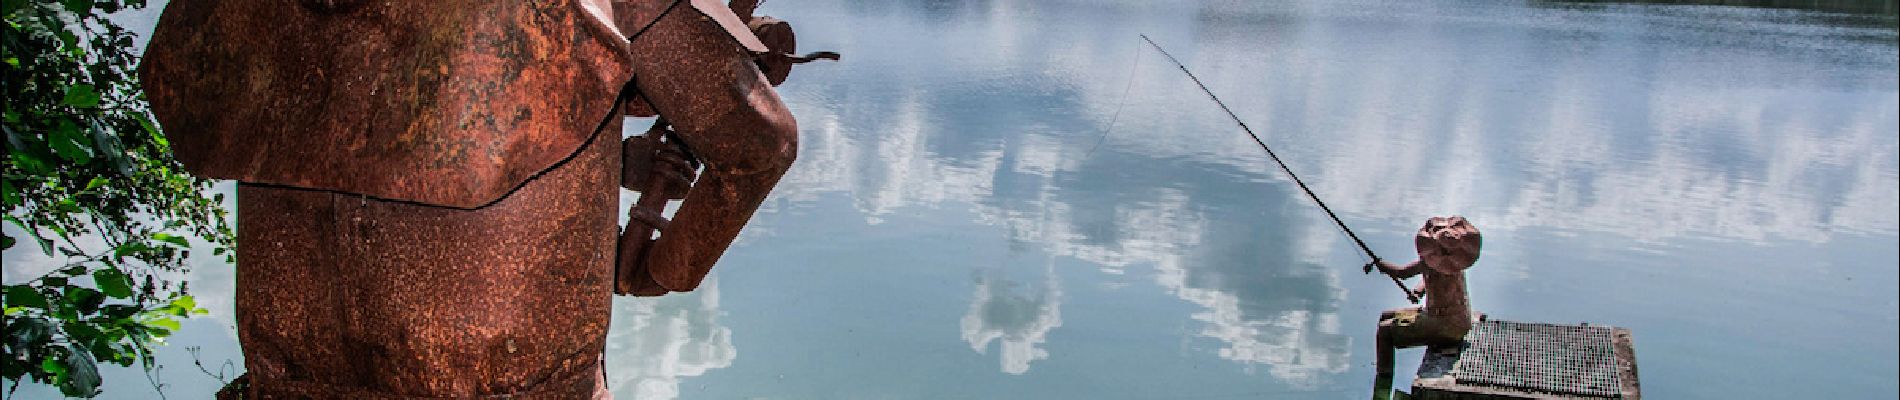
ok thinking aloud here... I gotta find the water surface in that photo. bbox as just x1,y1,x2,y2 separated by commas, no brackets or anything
6,0,1895,398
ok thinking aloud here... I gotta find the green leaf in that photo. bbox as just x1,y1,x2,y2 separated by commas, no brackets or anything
141,317,179,332
50,119,95,164
64,286,104,315
8,143,52,174
6,285,48,308
56,29,78,48
59,0,93,14
153,295,206,318
1,178,18,206
1,0,24,17
41,356,66,376
83,176,109,191
9,316,54,349
3,215,53,256
5,0,236,392
62,322,103,350
99,305,141,320
112,241,150,258
63,84,101,108
92,269,133,299
138,114,167,147
56,344,102,397
171,295,199,312
151,232,189,247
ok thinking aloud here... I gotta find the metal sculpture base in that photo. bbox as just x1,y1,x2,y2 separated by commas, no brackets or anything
1411,320,1641,400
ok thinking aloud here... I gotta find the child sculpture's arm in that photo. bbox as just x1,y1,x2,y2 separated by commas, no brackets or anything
1374,259,1427,279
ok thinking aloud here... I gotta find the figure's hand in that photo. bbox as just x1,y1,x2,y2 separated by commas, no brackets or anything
621,128,699,200
623,266,671,297
1364,259,1393,275
1366,259,1402,276
650,138,698,198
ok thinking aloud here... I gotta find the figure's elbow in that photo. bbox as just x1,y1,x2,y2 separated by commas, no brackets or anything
729,109,797,178
686,104,798,177
755,110,798,176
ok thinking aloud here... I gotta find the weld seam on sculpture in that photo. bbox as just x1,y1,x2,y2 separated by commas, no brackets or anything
224,84,638,212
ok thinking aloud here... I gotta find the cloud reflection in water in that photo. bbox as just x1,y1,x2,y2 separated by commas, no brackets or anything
960,262,1062,375
605,278,736,400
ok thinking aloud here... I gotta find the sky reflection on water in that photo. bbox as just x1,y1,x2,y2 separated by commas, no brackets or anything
699,0,1895,398
5,0,1894,399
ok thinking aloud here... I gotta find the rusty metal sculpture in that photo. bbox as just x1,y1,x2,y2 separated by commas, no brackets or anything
141,0,830,397
1372,216,1484,377
610,0,837,296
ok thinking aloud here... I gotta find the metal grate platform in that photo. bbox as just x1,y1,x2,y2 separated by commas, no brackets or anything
1453,320,1624,398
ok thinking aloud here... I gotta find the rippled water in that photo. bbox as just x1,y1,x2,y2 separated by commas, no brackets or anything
7,0,1895,399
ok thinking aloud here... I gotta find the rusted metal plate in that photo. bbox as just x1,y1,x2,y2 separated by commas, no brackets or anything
229,123,619,398
141,0,633,208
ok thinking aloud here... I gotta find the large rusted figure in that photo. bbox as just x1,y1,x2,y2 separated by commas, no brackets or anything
140,0,828,397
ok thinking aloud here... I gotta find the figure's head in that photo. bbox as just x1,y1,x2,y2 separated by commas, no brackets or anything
1415,216,1481,274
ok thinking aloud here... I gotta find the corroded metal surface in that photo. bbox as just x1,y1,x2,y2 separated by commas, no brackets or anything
750,17,798,86
616,123,694,296
609,0,799,294
231,121,618,398
608,0,832,293
148,0,810,396
141,0,633,209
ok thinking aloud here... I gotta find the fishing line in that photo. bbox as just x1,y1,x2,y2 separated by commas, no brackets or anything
1085,37,1145,157
1139,34,1417,303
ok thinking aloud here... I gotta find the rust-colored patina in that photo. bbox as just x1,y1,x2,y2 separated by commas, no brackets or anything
607,0,822,295
143,0,818,397
230,121,619,398
141,0,634,209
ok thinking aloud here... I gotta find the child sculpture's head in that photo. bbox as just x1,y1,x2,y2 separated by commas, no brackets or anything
1415,216,1481,274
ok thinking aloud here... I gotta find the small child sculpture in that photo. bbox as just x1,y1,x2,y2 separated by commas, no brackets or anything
1371,216,1483,376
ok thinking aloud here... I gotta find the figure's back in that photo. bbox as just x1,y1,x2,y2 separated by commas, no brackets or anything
141,0,633,209
142,1,633,397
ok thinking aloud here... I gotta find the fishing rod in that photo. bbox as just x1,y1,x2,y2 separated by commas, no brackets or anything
1139,34,1418,304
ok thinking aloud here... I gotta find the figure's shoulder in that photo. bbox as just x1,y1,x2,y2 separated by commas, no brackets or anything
143,1,634,208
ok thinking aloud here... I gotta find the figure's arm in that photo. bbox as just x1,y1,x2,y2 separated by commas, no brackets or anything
617,2,797,293
1376,260,1427,279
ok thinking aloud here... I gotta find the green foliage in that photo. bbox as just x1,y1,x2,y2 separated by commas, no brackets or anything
3,0,233,397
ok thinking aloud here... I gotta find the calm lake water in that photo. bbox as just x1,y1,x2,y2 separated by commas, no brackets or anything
6,0,1896,398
